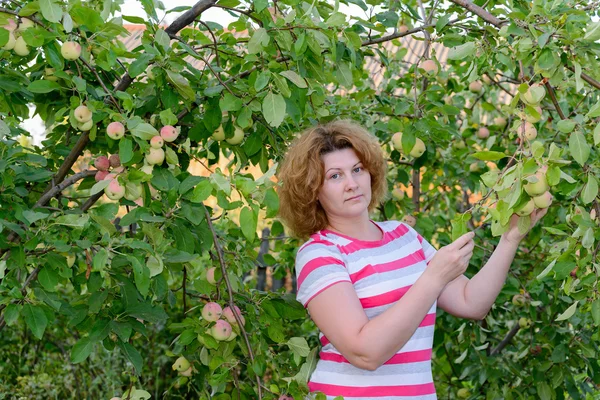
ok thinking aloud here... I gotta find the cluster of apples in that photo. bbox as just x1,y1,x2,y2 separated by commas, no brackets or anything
515,166,553,217
93,153,142,202
201,302,245,341
73,105,94,131
211,124,245,145
1,18,34,56
390,131,426,158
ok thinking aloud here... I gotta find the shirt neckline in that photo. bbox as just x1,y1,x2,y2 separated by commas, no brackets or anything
320,220,386,244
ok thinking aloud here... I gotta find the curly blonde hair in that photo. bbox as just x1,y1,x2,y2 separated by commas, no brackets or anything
278,120,388,239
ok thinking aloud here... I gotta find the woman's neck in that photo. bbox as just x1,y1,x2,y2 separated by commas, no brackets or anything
326,216,382,241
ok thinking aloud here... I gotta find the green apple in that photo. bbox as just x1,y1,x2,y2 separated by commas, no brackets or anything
532,191,552,208
516,199,535,216
512,294,526,307
519,317,532,328
469,81,483,93
13,36,29,56
391,188,404,201
1,32,16,51
524,171,548,196
172,356,190,372
409,138,426,158
212,125,225,141
226,126,245,145
391,132,403,151
522,83,546,105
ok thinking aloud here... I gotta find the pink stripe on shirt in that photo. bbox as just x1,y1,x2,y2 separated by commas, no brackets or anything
308,382,437,397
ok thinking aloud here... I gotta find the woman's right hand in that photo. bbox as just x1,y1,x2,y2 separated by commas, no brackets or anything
426,232,475,287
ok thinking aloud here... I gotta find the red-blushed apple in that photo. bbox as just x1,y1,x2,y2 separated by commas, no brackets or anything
516,199,535,216
17,18,34,31
145,147,165,165
106,122,125,140
202,302,223,322
74,105,92,123
409,138,426,158
524,171,548,196
206,267,217,284
519,121,537,140
160,125,179,142
102,173,116,181
61,41,81,60
223,306,245,326
104,179,125,200
477,127,489,139
150,135,164,148
398,24,408,33
532,191,552,208
3,19,17,32
94,156,110,171
391,188,404,201
124,182,143,201
469,81,483,93
212,125,225,141
95,170,109,182
421,59,438,76
13,36,29,56
402,215,417,227
109,154,121,168
391,132,402,151
172,356,190,372
1,32,16,50
494,116,507,128
226,126,244,145
211,319,232,341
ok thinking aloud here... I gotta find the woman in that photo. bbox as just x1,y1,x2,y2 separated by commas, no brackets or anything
278,120,546,399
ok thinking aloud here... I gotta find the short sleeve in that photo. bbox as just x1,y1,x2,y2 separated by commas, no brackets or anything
401,222,437,264
295,240,351,308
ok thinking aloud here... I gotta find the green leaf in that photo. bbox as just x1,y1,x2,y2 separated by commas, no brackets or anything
556,119,576,133
129,256,150,298
264,188,279,218
536,382,552,400
166,70,195,101
586,100,600,118
131,122,159,140
472,151,507,161
27,80,61,93
287,337,310,357
129,53,154,78
220,92,243,112
155,29,170,51
262,91,286,127
189,179,212,203
0,28,8,48
38,267,59,292
119,137,133,164
39,0,63,23
592,300,600,326
568,131,590,166
4,304,19,326
447,42,476,60
248,27,269,54
22,304,48,339
583,21,600,42
595,124,600,146
254,71,271,91
325,12,346,26
117,341,143,375
159,109,178,126
335,62,353,87
555,301,577,321
279,70,307,88
581,175,598,205
0,119,9,140
240,207,256,242
71,336,95,363
126,303,168,323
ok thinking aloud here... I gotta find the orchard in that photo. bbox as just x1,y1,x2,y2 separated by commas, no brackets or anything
0,0,599,399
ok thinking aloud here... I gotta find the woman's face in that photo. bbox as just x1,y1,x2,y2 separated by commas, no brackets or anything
317,148,372,222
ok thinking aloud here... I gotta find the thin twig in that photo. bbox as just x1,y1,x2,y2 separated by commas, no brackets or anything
543,80,566,120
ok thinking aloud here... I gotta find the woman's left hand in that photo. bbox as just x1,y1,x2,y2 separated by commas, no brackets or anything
502,208,548,245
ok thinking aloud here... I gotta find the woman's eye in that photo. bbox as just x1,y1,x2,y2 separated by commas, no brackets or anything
331,173,340,179
353,167,362,173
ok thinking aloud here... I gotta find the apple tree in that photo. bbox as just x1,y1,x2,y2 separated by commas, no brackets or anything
0,0,599,398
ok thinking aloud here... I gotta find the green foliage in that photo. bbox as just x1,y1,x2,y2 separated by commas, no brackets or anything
1,0,600,398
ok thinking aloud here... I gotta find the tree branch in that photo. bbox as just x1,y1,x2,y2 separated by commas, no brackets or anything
489,323,520,356
448,0,506,27
164,0,217,36
543,80,566,120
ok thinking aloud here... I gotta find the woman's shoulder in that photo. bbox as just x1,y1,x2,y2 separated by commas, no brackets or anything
297,233,342,256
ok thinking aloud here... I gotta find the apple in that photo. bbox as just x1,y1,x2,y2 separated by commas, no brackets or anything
421,59,438,76
469,162,480,172
3,19,17,32
17,18,34,31
518,317,532,329
477,127,489,139
77,119,93,131
522,83,546,105
74,105,92,123
61,41,81,60
211,320,232,341
391,132,403,151
226,126,244,145
391,188,404,201
109,398,121,400
102,173,116,181
106,122,125,140
519,121,537,141
1,32,16,51
398,24,409,34
278,396,294,400
202,302,222,322
145,147,165,165
150,135,164,148
494,116,507,128
206,267,217,284
453,140,466,150
409,138,426,158
532,191,552,209
402,215,416,227
140,164,154,175
212,125,225,141
109,154,121,168
104,179,125,200
172,356,190,372
512,294,526,307
94,156,110,171
524,171,548,196
13,36,29,56
525,105,543,123
124,182,143,201
457,388,470,399
95,170,109,182
516,199,535,217
160,125,179,142
223,305,244,326
469,81,483,93
179,366,193,377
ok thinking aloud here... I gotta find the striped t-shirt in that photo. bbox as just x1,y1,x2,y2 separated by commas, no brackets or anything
295,220,438,400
